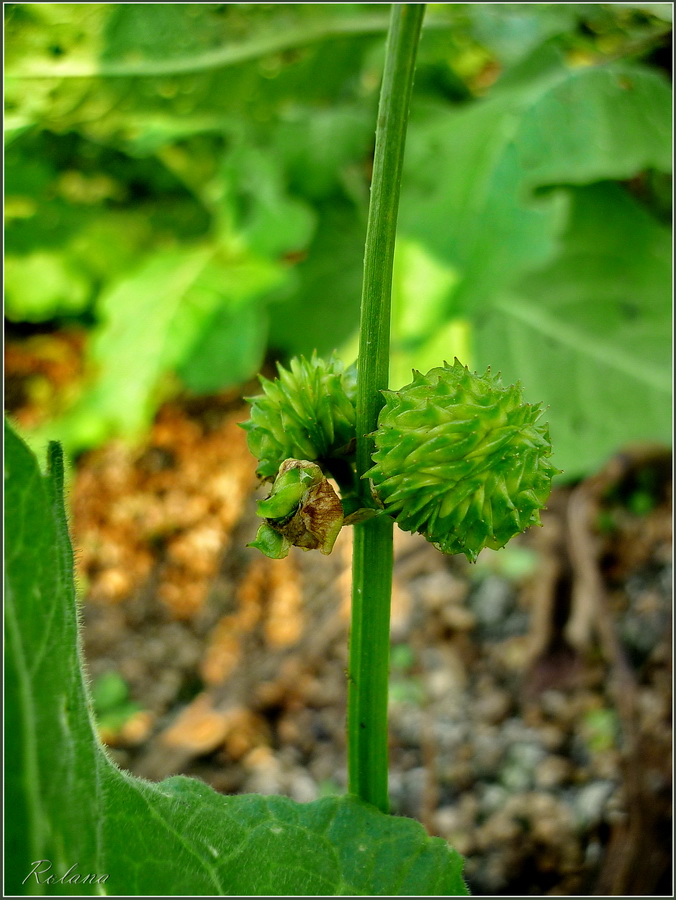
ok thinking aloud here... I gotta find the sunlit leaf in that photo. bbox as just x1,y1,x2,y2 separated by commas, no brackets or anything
474,183,671,477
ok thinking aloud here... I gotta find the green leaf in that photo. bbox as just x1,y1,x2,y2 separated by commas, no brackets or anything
5,5,387,142
4,126,209,326
393,59,671,478
247,523,291,560
271,104,376,202
388,238,472,390
217,145,316,259
400,60,671,316
54,247,214,450
465,4,579,66
176,294,270,395
22,244,284,455
474,182,672,478
268,200,366,357
100,777,469,896
5,419,469,896
171,251,284,394
512,65,672,187
5,420,105,895
91,672,130,715
5,250,92,321
635,4,673,23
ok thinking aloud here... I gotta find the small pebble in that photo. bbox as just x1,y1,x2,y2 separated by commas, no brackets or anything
572,780,616,827
535,754,573,788
473,687,512,724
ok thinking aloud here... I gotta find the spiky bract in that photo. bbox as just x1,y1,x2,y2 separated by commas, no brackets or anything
242,353,357,480
367,359,559,562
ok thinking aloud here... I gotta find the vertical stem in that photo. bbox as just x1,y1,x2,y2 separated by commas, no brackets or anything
348,3,424,813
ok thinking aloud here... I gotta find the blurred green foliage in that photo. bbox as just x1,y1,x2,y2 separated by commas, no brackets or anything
580,707,619,754
5,3,672,477
389,643,426,707
91,671,143,736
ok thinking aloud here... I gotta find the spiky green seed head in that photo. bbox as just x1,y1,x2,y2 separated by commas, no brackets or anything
367,359,560,562
241,353,357,480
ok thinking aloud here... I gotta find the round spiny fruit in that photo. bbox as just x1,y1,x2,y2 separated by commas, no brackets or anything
367,359,560,562
242,353,357,479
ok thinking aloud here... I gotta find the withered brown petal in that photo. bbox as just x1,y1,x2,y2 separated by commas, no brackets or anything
273,477,344,555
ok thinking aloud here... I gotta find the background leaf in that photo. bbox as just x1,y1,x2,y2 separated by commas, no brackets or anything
268,200,367,358
24,245,286,455
474,182,671,477
174,253,283,394
5,250,92,321
393,57,671,476
399,59,671,315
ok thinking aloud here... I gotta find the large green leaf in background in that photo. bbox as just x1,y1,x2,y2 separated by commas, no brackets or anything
5,419,469,896
4,4,388,139
24,245,285,456
5,250,92,321
463,4,580,66
475,182,672,478
268,199,367,358
400,58,671,316
394,57,671,477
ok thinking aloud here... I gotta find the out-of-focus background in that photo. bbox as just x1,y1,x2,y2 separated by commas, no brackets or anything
5,3,672,895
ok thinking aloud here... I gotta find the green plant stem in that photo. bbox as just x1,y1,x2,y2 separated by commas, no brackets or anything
348,3,424,813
